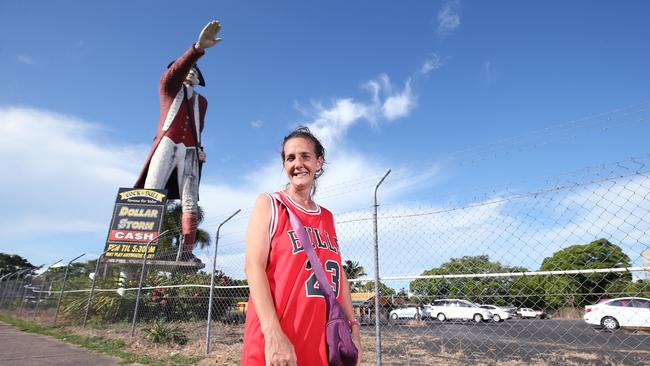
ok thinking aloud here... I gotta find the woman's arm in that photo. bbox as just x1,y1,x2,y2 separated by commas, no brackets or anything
245,194,296,366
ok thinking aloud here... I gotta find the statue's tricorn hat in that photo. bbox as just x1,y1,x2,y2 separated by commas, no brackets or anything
167,61,205,87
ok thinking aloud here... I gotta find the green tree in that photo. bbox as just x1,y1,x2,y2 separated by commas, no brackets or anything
410,255,527,305
508,274,547,309
157,202,211,259
342,260,366,292
538,238,632,308
606,279,650,298
0,253,35,277
359,281,396,296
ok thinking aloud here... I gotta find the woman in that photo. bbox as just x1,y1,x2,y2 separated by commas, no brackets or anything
242,127,361,366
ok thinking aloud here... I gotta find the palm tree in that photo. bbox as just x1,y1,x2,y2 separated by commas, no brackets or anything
156,202,211,259
343,260,366,292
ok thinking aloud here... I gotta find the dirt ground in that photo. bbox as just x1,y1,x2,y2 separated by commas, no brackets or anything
76,321,629,366
5,310,648,366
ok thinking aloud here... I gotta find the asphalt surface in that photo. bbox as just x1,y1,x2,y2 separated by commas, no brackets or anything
366,319,650,365
0,321,122,366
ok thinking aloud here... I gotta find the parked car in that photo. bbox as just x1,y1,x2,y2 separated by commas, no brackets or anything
517,307,547,319
479,304,513,322
389,305,430,320
584,297,650,330
428,299,493,323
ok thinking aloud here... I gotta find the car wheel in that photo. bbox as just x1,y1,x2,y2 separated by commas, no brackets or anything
437,313,446,322
390,313,398,320
601,316,619,331
492,314,501,322
473,314,483,323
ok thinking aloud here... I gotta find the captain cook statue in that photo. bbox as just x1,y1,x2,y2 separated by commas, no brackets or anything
134,21,222,262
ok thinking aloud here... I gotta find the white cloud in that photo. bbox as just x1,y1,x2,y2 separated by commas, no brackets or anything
420,53,447,75
0,107,145,240
16,55,35,65
297,74,416,149
250,119,264,128
381,80,416,120
436,0,461,38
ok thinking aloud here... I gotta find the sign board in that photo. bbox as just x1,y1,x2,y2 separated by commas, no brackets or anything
103,188,168,259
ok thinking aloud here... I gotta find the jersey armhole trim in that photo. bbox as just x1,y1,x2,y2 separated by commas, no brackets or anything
263,193,278,241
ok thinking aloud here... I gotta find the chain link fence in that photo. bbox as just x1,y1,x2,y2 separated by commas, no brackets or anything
2,154,650,365
336,155,650,365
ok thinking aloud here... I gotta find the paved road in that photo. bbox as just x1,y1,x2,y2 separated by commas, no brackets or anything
0,321,122,366
365,319,650,365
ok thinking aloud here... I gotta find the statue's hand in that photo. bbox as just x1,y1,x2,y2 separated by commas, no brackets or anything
195,21,222,50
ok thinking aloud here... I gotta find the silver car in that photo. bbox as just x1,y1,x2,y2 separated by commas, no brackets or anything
479,304,514,322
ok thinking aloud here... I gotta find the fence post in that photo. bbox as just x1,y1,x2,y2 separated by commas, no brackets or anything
83,253,110,328
373,169,390,366
13,271,31,308
0,271,18,304
33,277,49,319
54,253,86,323
205,209,241,355
32,260,61,319
17,265,45,315
175,235,183,262
18,278,32,315
130,230,172,337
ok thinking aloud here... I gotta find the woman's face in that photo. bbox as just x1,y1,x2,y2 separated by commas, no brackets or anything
283,137,323,192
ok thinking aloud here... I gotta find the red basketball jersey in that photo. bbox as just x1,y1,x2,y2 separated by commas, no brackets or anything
241,192,343,366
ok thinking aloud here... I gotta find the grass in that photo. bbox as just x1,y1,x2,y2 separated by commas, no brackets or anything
0,313,202,366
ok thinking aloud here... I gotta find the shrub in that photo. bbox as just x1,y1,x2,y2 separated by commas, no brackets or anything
60,291,134,324
142,320,188,345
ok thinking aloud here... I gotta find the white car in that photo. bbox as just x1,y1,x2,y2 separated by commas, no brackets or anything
517,307,546,319
428,299,493,323
389,305,430,320
479,304,513,322
584,297,650,330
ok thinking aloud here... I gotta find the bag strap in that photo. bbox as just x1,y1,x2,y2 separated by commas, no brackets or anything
271,193,336,300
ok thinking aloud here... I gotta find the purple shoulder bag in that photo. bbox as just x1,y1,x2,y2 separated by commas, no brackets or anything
272,194,358,366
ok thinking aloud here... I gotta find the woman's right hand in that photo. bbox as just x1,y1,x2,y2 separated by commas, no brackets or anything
264,326,297,366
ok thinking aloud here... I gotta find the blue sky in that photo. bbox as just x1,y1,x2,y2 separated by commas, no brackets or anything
1,1,649,279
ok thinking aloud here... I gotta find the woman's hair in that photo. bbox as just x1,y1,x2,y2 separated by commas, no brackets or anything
281,126,326,194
